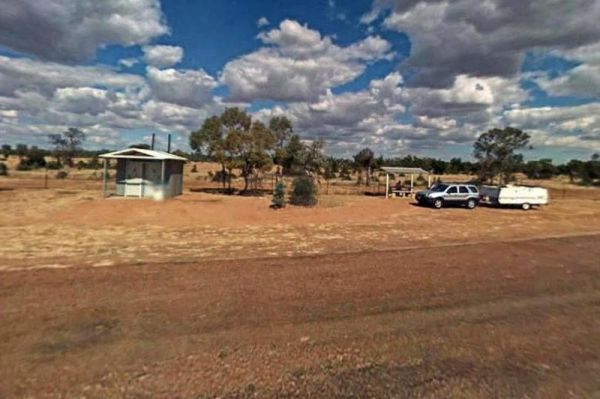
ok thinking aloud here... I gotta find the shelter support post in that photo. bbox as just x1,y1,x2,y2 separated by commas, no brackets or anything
385,173,389,199
102,159,108,198
161,160,166,191
410,174,414,193
428,175,432,188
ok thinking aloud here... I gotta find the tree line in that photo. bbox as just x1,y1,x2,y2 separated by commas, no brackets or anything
1,119,599,187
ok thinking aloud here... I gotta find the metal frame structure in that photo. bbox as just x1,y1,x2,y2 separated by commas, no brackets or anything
381,166,431,198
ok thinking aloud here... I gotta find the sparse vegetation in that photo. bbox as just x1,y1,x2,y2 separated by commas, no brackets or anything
0,162,7,176
55,170,68,179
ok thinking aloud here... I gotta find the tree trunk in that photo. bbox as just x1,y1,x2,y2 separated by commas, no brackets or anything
220,163,226,191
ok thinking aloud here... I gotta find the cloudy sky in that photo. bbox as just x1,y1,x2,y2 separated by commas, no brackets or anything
0,0,599,161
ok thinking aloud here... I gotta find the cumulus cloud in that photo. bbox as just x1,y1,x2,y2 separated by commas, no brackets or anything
502,103,600,148
361,0,600,88
146,66,218,108
221,19,393,102
0,56,220,149
0,0,168,63
142,45,184,68
0,55,144,98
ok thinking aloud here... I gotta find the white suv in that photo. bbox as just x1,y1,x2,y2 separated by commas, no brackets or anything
415,183,479,209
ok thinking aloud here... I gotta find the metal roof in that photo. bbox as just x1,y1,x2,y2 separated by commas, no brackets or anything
381,166,430,175
99,148,188,161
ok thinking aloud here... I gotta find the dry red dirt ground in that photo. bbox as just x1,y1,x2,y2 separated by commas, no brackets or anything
1,175,599,397
1,235,599,398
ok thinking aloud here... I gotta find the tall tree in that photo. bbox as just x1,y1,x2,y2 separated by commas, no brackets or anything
224,120,276,193
269,116,293,149
269,116,293,177
353,148,375,186
48,127,85,167
190,115,228,190
1,144,12,158
473,127,529,184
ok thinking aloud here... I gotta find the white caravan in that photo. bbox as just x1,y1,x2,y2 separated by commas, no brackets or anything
479,185,549,210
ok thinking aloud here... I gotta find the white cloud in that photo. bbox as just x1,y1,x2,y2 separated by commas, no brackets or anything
221,19,392,102
146,66,218,108
118,58,140,68
362,0,600,88
257,17,269,28
0,0,168,63
142,45,184,68
53,87,111,115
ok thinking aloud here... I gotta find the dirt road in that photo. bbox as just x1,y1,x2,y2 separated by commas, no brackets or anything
1,234,599,398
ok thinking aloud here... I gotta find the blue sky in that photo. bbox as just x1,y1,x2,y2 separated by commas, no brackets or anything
0,0,599,162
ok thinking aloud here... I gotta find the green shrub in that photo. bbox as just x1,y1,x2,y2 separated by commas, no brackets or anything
56,170,68,179
212,169,235,182
0,162,7,176
191,164,198,173
46,161,62,170
271,182,286,209
290,176,318,206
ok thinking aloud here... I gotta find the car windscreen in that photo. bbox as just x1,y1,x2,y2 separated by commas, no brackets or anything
430,184,448,192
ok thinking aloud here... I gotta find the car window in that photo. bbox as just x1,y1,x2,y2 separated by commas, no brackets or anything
446,186,458,194
430,184,448,192
459,186,469,194
468,185,478,193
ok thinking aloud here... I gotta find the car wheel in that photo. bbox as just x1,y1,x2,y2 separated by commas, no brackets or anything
433,199,443,209
467,199,477,209
522,203,531,210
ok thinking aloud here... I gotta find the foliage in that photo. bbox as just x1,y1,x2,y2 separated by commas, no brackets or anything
55,170,68,179
129,143,151,149
225,119,276,193
473,127,530,184
0,162,7,176
353,148,375,186
269,116,293,149
271,182,286,209
16,146,47,170
290,176,318,206
523,159,557,179
46,161,62,170
191,164,198,173
1,144,11,158
48,127,86,167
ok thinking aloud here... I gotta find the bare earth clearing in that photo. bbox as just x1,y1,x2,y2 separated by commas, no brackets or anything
1,173,599,398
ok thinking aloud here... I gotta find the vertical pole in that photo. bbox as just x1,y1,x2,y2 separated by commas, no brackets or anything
140,162,145,198
428,174,431,188
167,134,171,153
102,159,108,198
385,173,389,199
161,159,166,197
151,133,155,150
44,167,48,189
410,174,414,193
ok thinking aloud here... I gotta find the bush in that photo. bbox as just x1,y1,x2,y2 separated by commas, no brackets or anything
191,164,198,173
290,176,318,206
55,170,68,179
46,161,62,170
271,182,286,209
0,162,7,176
211,169,235,183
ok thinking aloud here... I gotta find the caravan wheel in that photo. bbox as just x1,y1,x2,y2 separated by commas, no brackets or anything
522,203,531,210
